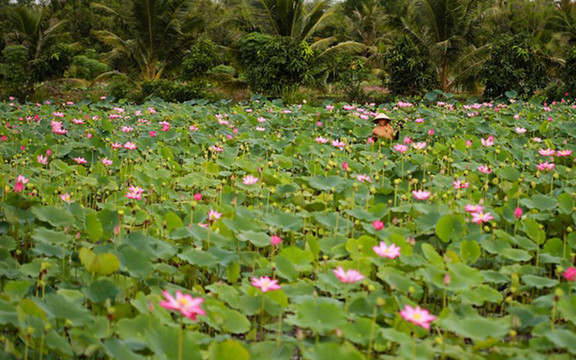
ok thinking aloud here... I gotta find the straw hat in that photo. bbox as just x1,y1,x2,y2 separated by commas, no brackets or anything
373,113,392,124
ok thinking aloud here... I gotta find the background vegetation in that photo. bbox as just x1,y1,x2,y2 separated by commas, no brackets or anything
1,0,576,103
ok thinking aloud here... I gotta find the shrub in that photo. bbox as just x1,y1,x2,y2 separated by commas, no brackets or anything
140,79,205,102
0,45,31,100
561,46,576,97
239,33,313,96
181,39,222,80
69,54,109,80
481,35,548,99
383,37,438,96
334,54,370,102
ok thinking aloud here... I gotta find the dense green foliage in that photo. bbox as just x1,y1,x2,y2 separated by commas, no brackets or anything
2,0,576,100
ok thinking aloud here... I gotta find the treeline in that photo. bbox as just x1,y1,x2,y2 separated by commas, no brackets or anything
1,0,576,103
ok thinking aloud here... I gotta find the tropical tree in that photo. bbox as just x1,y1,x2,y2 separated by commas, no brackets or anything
399,0,494,92
92,0,198,80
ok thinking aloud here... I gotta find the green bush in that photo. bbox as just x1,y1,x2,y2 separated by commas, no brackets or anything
561,46,576,97
32,42,76,83
106,78,136,101
0,45,31,100
334,54,370,102
69,54,109,80
181,39,222,80
140,79,205,102
383,37,438,96
239,33,313,96
481,35,548,99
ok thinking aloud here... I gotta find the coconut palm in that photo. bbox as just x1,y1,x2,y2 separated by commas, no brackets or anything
400,0,495,91
92,0,197,80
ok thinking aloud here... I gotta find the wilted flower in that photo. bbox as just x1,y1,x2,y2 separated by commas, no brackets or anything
333,266,365,284
372,242,401,259
251,276,281,292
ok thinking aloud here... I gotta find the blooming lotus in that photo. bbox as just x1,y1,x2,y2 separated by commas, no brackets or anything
210,145,224,153
412,142,426,150
399,305,436,330
471,212,494,224
333,266,365,284
125,185,145,200
37,155,48,165
372,242,401,259
356,174,372,183
74,157,87,164
251,276,281,292
556,150,572,157
14,175,29,193
515,127,527,134
465,204,484,213
393,144,408,153
537,162,555,171
243,175,259,185
478,165,492,174
60,193,73,204
315,137,328,144
208,209,221,222
193,193,202,201
102,158,113,167
331,140,345,150
404,137,412,144
412,190,431,200
538,148,555,157
124,142,137,150
481,137,494,147
160,290,205,320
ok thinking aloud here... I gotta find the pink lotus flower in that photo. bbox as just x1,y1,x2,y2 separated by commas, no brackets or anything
14,175,29,193
481,136,494,147
150,131,157,137
243,175,259,185
367,137,374,144
466,140,472,147
372,220,384,231
556,150,572,157
333,266,365,284
102,158,113,167
428,129,435,136
160,290,205,320
37,155,48,165
412,142,426,150
372,242,401,258
210,145,224,153
331,140,345,150
251,276,281,292
514,207,523,219
399,305,436,330
257,117,266,123
471,212,494,224
453,180,469,189
415,118,424,123
537,162,555,171
74,157,87,164
533,137,542,143
256,126,266,132
465,204,484,213
159,121,170,131
208,209,221,222
342,162,349,171
193,193,202,201
270,235,282,246
111,142,122,149
356,174,372,183
60,193,72,204
404,137,412,144
538,148,555,157
515,127,527,134
124,142,137,150
315,137,328,144
121,126,134,133
125,185,145,200
393,144,408,153
412,190,431,200
563,267,576,281
478,165,492,174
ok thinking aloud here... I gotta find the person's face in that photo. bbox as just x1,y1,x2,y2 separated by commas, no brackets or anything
378,120,387,126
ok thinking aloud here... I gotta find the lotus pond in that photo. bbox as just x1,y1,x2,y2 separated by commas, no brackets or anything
1,97,576,360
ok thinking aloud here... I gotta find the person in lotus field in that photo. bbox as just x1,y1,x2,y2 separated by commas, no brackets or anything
372,113,397,140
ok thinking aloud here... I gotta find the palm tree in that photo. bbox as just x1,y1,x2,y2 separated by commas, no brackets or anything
92,0,197,80
400,0,494,91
